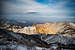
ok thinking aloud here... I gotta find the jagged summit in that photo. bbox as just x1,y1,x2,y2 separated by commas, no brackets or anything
0,22,75,36
33,22,75,34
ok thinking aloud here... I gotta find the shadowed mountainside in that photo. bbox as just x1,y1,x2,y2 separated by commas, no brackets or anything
0,29,75,50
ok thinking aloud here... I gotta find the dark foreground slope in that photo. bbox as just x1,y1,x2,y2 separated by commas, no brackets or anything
0,29,75,50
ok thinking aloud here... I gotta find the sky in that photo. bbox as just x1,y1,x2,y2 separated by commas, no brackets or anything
0,0,75,22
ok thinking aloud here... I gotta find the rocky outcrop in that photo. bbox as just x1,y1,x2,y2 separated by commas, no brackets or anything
32,22,75,35
0,29,75,50
1,22,75,36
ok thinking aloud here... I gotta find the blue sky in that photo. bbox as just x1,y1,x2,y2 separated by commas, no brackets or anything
0,0,75,22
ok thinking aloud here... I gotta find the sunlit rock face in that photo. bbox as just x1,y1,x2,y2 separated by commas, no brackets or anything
17,26,37,35
33,22,63,34
0,22,75,35
11,26,37,35
32,22,75,35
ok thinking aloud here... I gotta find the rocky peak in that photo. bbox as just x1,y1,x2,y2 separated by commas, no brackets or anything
32,22,75,35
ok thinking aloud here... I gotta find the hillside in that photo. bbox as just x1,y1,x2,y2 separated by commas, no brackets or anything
0,22,75,36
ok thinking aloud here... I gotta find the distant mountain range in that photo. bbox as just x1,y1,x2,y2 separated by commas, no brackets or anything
0,22,75,37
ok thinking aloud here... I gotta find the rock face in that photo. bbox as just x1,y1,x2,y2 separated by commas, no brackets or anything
0,25,37,35
32,22,75,35
17,27,37,35
32,22,65,34
1,22,75,35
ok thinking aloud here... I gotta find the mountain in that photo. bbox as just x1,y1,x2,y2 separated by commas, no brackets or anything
1,22,75,37
32,22,75,36
0,22,75,49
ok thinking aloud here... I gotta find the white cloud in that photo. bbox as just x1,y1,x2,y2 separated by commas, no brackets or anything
1,0,74,18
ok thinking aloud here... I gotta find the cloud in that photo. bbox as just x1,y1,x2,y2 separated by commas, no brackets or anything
1,0,75,18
